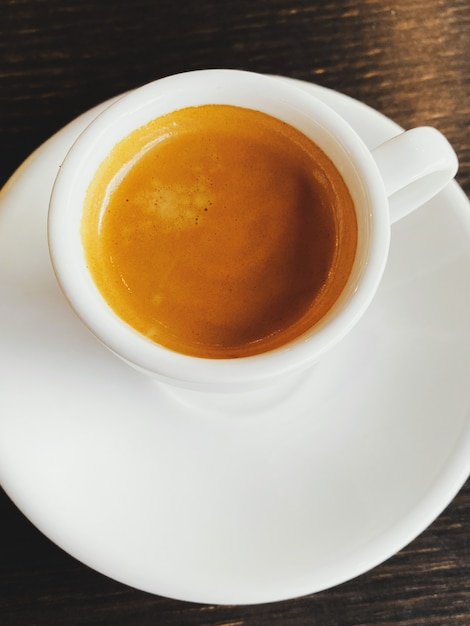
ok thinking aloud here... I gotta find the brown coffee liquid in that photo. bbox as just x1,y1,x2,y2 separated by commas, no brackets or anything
82,105,357,358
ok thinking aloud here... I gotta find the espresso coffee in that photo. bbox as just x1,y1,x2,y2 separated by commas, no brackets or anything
81,105,357,358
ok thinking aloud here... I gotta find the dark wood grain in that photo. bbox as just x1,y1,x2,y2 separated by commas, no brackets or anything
1,0,469,624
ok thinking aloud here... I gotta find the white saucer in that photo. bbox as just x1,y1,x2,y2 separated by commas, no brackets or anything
1,78,469,605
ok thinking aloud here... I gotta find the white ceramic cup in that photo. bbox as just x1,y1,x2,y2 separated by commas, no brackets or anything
48,69,458,391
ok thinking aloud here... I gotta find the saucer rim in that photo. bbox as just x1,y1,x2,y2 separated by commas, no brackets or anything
0,77,469,605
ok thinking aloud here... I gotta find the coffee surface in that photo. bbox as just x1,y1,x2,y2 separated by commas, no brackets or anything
82,105,357,358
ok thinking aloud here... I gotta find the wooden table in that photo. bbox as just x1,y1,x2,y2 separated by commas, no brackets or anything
1,1,469,624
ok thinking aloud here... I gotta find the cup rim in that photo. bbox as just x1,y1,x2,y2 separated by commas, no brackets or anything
48,69,390,389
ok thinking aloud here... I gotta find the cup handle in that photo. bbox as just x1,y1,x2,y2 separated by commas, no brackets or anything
371,127,458,224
